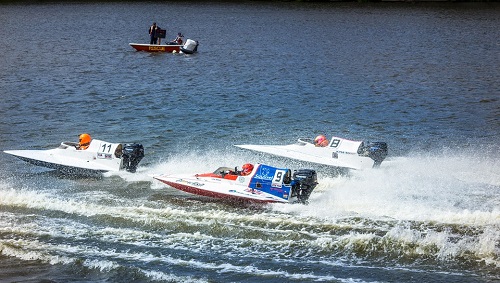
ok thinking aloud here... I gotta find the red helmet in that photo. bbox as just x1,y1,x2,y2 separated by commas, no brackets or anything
314,135,329,147
241,163,254,175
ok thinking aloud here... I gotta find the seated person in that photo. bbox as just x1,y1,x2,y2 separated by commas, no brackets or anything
167,32,184,45
240,163,254,176
223,163,254,178
314,135,329,147
78,133,92,150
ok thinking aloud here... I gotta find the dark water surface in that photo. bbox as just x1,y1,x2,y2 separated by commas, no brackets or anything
0,2,499,283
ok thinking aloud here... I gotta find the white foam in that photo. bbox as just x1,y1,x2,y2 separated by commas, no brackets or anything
273,152,500,226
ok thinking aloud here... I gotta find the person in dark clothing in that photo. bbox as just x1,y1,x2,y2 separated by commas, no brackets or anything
149,22,159,44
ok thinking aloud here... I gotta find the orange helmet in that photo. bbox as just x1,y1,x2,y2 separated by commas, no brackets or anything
241,163,254,175
79,133,92,147
314,135,328,147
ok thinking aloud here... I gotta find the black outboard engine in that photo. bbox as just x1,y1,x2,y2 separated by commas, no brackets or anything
120,144,144,173
358,142,388,167
291,169,318,204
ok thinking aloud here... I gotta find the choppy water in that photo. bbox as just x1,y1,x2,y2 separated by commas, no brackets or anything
0,2,499,283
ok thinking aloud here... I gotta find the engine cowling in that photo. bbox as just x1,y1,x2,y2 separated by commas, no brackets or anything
120,144,144,173
291,169,318,204
358,141,388,167
180,39,199,54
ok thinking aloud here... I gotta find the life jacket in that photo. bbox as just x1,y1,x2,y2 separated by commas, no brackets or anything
79,142,90,150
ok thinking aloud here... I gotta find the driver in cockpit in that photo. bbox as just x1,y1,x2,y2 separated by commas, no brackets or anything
240,163,254,176
78,133,92,150
314,135,329,147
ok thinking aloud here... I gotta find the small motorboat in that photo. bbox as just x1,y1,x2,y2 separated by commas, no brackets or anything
129,39,198,53
153,164,318,204
4,139,144,175
129,43,182,53
235,136,388,170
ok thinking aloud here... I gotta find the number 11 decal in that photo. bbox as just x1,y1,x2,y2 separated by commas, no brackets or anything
99,143,112,153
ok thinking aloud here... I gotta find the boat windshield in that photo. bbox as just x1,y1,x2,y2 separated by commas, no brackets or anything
59,141,79,149
296,138,313,145
213,167,235,176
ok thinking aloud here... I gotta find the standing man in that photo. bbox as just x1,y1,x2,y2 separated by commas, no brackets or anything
149,22,158,45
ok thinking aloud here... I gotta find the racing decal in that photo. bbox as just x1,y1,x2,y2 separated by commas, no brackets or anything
330,139,341,148
97,153,112,159
253,166,273,181
248,165,291,200
336,151,355,155
175,179,204,187
271,170,286,188
149,46,165,51
245,187,263,195
97,142,115,159
99,143,113,153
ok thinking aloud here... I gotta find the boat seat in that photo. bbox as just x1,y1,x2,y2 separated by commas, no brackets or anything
283,169,292,184
114,144,123,158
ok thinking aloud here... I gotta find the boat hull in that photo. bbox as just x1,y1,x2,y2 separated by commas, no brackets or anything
154,175,289,204
156,178,283,204
4,139,144,175
235,137,387,170
129,43,181,53
235,144,373,170
6,154,107,175
153,164,318,204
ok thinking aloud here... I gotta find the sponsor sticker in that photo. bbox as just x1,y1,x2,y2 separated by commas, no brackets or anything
175,179,204,187
97,153,112,159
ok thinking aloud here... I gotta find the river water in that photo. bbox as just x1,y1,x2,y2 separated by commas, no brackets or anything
0,2,499,283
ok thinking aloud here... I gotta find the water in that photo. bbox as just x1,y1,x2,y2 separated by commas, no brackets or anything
0,2,499,282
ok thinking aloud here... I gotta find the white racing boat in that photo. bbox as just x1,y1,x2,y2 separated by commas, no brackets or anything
235,136,388,170
4,139,144,175
153,164,318,204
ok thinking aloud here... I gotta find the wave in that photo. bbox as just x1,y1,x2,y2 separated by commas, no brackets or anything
1,146,498,282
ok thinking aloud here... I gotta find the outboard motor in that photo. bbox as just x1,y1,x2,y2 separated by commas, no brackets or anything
180,39,199,54
291,169,318,204
358,142,388,167
120,144,144,173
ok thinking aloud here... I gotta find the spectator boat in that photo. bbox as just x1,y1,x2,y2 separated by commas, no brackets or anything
129,39,199,53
